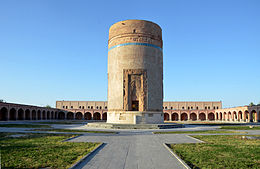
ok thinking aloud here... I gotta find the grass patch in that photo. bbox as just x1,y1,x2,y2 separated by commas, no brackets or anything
0,124,51,128
221,126,260,130
0,132,100,169
168,135,260,169
154,130,244,134
31,128,116,134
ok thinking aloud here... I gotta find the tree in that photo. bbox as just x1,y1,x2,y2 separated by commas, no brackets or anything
45,105,52,108
0,99,3,102
249,102,255,106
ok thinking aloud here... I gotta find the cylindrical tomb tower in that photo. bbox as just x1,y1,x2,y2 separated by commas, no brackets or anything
107,19,163,124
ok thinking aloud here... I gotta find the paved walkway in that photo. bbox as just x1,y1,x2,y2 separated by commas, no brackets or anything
69,131,202,169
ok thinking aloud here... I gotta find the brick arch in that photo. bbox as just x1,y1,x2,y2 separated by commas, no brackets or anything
37,110,41,120
84,112,92,120
199,113,206,121
238,111,243,121
93,112,101,120
171,113,178,121
42,110,46,120
75,112,83,120
32,110,36,120
181,112,188,121
251,110,257,122
66,112,74,120
190,113,197,121
232,111,237,121
58,111,65,120
0,107,8,121
208,112,215,121
51,111,54,119
47,111,50,120
102,112,107,120
9,108,16,120
228,111,231,121
18,108,24,120
25,109,30,120
164,112,170,121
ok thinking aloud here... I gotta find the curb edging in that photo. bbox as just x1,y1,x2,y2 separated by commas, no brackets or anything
163,143,191,169
69,143,105,169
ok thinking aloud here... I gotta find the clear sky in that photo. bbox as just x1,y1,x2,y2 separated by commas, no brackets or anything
0,0,259,108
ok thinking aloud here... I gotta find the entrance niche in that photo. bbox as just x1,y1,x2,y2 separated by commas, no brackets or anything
123,69,147,112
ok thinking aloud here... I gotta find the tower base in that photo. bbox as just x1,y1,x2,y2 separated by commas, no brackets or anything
107,111,164,124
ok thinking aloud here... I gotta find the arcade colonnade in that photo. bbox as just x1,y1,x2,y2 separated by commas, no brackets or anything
0,102,107,121
164,106,260,122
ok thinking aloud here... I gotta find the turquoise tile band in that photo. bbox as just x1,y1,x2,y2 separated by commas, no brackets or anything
108,42,162,52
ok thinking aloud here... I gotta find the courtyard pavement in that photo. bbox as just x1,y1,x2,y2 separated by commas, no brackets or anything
1,121,260,169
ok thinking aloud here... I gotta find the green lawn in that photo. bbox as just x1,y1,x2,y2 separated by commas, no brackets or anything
221,126,260,130
31,128,116,133
168,135,260,169
0,132,100,169
0,124,51,128
154,130,244,134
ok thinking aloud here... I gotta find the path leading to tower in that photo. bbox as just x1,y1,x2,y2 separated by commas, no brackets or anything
68,131,203,169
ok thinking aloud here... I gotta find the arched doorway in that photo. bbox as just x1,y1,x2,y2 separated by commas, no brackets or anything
47,111,50,120
32,110,36,120
228,112,231,121
18,109,24,120
244,110,249,121
93,112,101,120
190,113,197,121
199,113,206,121
233,111,237,121
25,109,30,120
102,112,107,120
66,112,74,120
251,110,257,122
181,113,188,121
0,107,8,121
37,110,41,120
238,111,242,121
58,112,65,119
51,111,54,119
75,112,83,120
216,113,219,120
219,112,223,120
164,113,169,121
84,112,92,120
42,111,46,120
171,113,178,121
208,113,215,121
224,112,227,121
9,108,16,120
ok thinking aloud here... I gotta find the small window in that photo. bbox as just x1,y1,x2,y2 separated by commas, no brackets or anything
196,106,199,109
66,106,68,109
133,29,136,33
79,106,81,109
100,106,102,109
71,106,73,109
163,107,164,109
88,106,90,109
213,106,215,109
205,107,207,109
171,107,173,109
191,107,193,109
63,106,65,108
91,106,93,109
208,106,210,109
188,107,190,110
82,106,84,109
217,106,219,109
182,107,184,109
105,106,107,109
165,107,167,109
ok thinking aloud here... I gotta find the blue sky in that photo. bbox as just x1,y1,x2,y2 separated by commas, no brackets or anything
0,0,259,108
